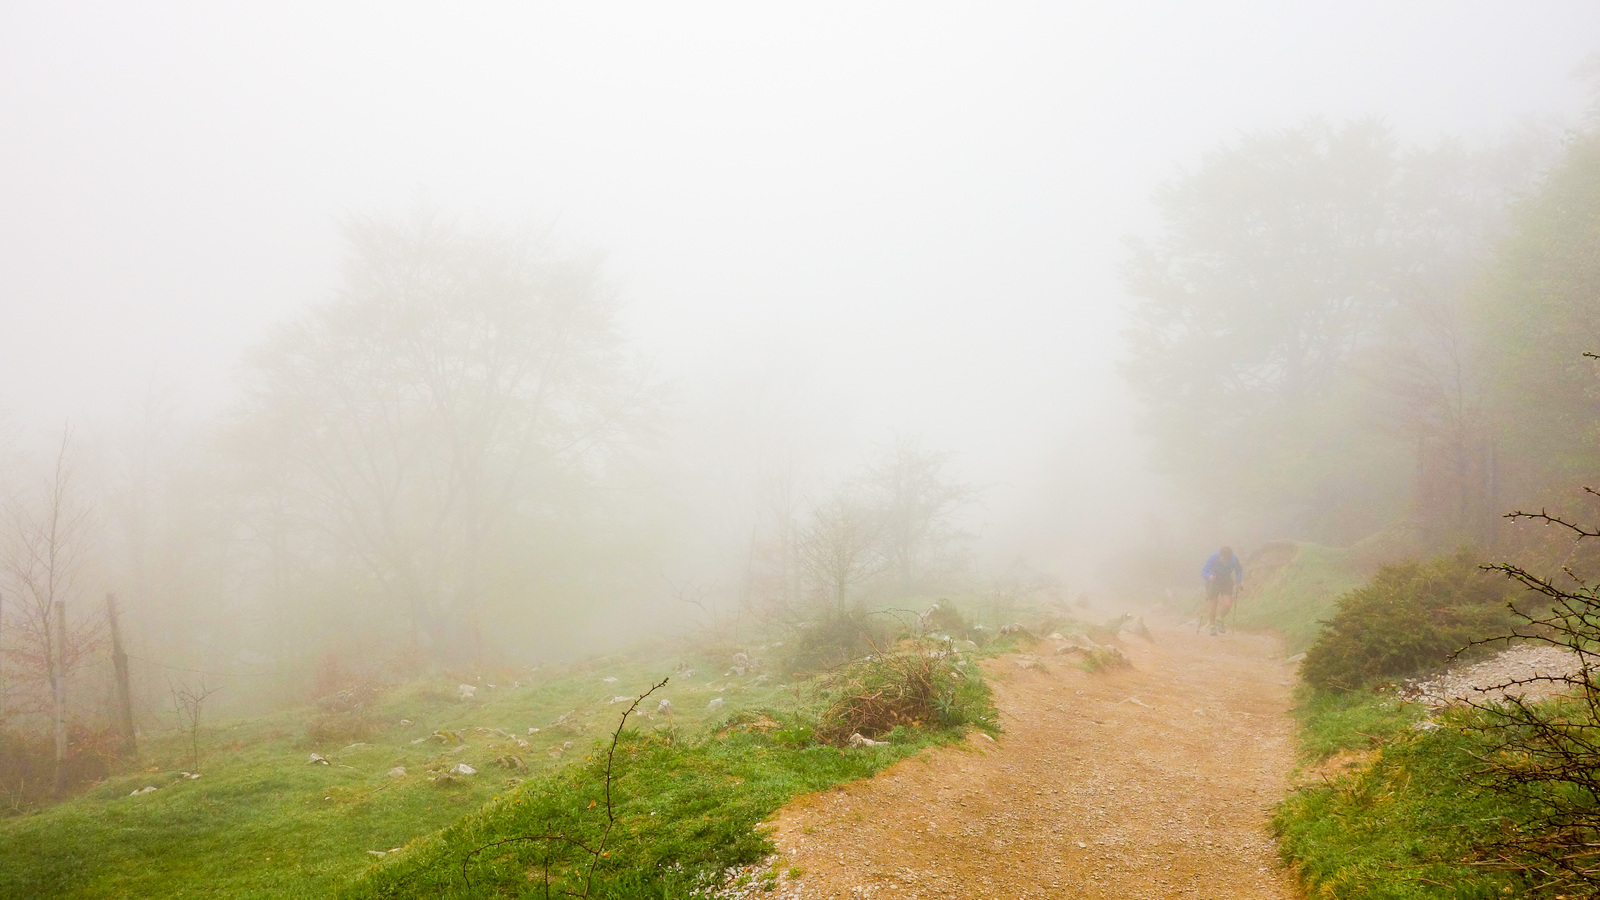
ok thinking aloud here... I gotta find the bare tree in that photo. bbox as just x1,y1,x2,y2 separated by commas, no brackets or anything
0,429,99,794
168,678,220,772
745,465,803,611
861,436,974,591
796,495,884,612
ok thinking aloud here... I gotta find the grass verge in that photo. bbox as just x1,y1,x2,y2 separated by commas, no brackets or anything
1274,690,1539,899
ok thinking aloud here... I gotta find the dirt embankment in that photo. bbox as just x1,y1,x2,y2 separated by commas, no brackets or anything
765,620,1303,899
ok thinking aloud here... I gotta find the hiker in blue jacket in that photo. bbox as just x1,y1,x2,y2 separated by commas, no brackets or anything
1202,546,1244,635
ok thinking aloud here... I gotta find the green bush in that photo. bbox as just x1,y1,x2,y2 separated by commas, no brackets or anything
1300,549,1515,692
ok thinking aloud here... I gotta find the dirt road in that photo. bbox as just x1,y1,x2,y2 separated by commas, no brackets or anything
766,620,1303,899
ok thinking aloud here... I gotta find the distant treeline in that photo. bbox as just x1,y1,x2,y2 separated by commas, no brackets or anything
1122,118,1600,561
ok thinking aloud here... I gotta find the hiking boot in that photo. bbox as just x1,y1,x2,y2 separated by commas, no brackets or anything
1208,624,1219,636
1217,624,1228,634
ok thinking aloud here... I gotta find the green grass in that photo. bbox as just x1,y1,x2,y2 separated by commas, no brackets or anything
346,647,995,898
1233,543,1366,655
343,724,962,899
0,646,798,899
1291,687,1424,761
1276,715,1534,899
1274,689,1541,899
0,636,997,899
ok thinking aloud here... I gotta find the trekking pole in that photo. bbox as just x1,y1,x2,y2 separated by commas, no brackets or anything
1191,588,1209,633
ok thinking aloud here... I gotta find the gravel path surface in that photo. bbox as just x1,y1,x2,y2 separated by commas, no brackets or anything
756,619,1303,899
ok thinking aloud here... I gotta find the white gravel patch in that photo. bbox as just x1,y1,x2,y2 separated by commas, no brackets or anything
1399,645,1587,709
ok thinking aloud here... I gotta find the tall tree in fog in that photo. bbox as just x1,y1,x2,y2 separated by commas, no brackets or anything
231,210,649,661
1473,130,1600,514
1122,119,1549,542
796,496,884,612
0,431,98,793
1368,133,1554,547
1123,119,1404,538
862,437,973,589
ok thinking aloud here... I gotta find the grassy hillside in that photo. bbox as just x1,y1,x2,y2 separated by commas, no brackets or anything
0,617,1012,899
1231,542,1366,654
1274,692,1539,898
0,645,797,899
1268,549,1551,898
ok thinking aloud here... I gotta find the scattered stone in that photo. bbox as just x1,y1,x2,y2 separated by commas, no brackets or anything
449,763,477,776
708,697,725,711
657,699,674,715
398,718,413,726
602,676,618,684
457,684,477,701
611,695,633,704
388,766,407,778
494,754,527,772
1103,613,1135,634
179,771,202,780
366,850,387,857
848,733,888,747
527,727,540,735
308,753,329,765
130,786,159,795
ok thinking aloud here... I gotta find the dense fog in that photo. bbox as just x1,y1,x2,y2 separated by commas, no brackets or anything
1,3,1597,722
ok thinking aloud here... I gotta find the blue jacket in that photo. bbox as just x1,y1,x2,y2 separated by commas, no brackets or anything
1202,552,1243,586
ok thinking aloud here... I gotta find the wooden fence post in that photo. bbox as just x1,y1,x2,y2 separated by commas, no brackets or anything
52,599,66,796
107,594,136,758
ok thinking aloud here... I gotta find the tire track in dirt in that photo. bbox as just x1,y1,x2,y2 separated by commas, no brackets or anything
765,619,1303,899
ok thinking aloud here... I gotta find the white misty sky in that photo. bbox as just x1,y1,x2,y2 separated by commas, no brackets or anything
1,2,1596,568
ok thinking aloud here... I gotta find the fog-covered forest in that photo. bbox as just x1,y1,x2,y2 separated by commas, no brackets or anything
3,5,1600,899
